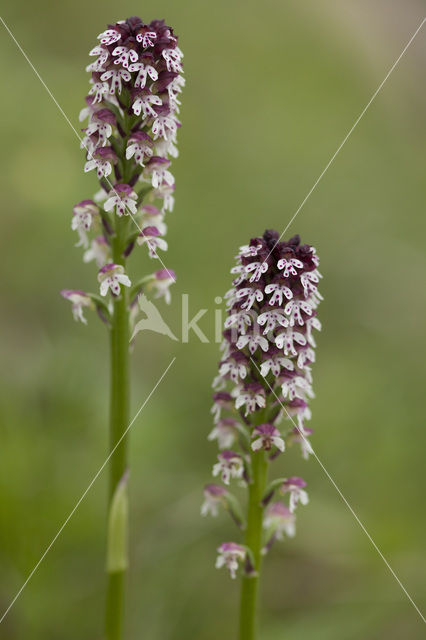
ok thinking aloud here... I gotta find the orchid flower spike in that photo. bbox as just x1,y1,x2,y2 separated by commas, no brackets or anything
203,229,323,602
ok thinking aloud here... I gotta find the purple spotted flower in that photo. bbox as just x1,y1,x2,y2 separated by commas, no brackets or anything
204,230,322,581
103,183,138,216
98,263,131,296
251,424,285,452
213,450,244,485
71,200,100,247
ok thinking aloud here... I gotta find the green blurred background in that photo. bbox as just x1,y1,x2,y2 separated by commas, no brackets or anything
1,1,425,638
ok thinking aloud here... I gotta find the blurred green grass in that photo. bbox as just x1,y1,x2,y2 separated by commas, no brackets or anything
0,1,425,638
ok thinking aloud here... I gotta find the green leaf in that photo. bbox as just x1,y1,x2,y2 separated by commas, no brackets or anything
106,471,129,573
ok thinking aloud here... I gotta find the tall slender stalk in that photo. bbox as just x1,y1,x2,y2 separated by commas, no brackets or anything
105,218,130,640
239,449,268,640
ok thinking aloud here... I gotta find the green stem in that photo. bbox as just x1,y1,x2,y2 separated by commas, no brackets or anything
105,219,130,640
239,450,268,640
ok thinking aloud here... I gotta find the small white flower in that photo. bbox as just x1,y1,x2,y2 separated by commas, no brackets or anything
275,328,307,357
300,270,321,297
145,158,174,189
97,264,131,297
136,31,157,48
71,200,99,248
212,451,244,485
146,269,176,304
84,121,113,147
155,136,179,159
236,333,269,355
305,316,322,347
208,418,239,449
264,282,293,306
284,299,313,326
136,226,168,258
215,542,246,579
201,485,227,517
61,290,93,324
257,309,288,334
83,236,110,267
296,346,316,370
104,184,138,217
152,113,178,141
128,62,158,88
224,310,253,335
280,477,309,513
151,183,175,213
238,243,262,258
112,46,138,68
132,93,162,118
289,424,314,460
100,68,131,95
263,503,296,539
139,205,166,234
162,47,183,73
88,81,109,103
277,257,304,278
260,353,294,377
233,384,266,416
235,286,264,311
244,261,268,283
125,134,153,167
251,424,285,452
89,45,109,64
84,156,113,179
98,29,121,46
281,375,312,401
219,354,248,383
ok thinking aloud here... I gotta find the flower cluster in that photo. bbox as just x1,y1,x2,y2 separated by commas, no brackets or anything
204,230,322,579
62,17,184,323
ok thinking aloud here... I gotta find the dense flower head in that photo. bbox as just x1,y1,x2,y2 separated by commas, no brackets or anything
82,16,184,205
206,230,322,579
80,17,183,264
213,230,322,448
63,17,183,323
